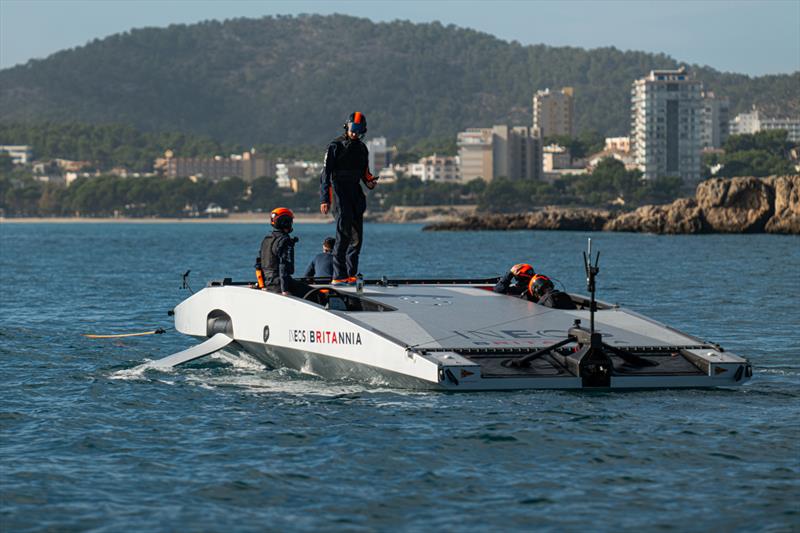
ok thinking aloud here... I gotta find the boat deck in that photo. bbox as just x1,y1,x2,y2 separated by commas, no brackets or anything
334,283,706,352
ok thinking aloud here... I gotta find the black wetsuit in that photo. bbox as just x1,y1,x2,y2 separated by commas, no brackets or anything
319,135,372,280
259,230,312,297
536,289,577,310
303,252,333,278
493,271,528,296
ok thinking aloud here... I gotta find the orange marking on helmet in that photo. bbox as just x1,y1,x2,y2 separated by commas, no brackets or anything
353,111,363,124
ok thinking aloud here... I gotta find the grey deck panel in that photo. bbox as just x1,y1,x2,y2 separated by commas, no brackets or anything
340,285,702,350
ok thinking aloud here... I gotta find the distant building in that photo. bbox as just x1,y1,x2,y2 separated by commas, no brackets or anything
542,144,571,172
604,137,631,153
532,87,574,138
164,150,275,181
54,158,92,172
0,145,32,165
275,161,322,190
730,109,800,142
700,91,730,149
409,154,460,182
366,137,391,174
585,149,637,172
458,125,542,182
631,67,704,182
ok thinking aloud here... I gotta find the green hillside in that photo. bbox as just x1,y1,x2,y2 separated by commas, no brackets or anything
1,14,797,145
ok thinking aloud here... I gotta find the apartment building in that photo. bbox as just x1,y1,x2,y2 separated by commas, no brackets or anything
631,67,704,182
164,150,274,181
730,109,800,142
700,91,730,149
409,154,460,182
366,137,391,174
457,125,542,182
532,87,575,138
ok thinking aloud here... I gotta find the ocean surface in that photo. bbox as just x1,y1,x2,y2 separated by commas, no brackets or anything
1,222,798,532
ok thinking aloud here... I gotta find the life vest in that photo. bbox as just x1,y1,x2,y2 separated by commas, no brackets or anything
259,231,294,285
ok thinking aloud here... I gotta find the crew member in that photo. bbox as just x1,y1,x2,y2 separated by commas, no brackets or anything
527,274,577,309
319,111,378,286
494,263,535,296
258,207,313,298
303,237,335,278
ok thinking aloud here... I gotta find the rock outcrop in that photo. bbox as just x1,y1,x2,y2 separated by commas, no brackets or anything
603,198,706,234
696,177,775,232
424,176,800,234
424,208,612,232
764,176,800,234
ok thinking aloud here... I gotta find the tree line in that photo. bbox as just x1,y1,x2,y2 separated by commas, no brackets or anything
1,14,797,145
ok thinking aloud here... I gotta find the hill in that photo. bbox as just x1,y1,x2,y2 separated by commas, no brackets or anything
1,14,798,145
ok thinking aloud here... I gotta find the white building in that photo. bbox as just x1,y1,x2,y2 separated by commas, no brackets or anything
542,144,571,172
366,137,391,174
457,125,542,182
631,67,704,182
532,87,574,138
700,91,730,149
0,145,32,165
730,109,800,142
275,161,321,190
409,154,460,182
604,137,631,153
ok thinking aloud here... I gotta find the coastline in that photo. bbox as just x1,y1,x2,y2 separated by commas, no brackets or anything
0,213,332,224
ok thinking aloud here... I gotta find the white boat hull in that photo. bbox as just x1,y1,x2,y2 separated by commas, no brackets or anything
172,282,752,391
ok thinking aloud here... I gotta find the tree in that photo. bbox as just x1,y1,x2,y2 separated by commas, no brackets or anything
0,152,13,174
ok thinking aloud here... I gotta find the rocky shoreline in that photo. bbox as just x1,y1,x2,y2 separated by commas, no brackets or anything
424,176,800,235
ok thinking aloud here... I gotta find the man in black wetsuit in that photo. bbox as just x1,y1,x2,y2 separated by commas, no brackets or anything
258,207,313,298
527,274,577,309
493,263,535,296
303,237,335,279
319,111,378,286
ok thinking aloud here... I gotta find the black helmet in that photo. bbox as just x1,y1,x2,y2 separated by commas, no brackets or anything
344,111,367,137
270,207,294,231
528,274,555,301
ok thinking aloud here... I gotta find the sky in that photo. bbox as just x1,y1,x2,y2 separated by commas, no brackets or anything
1,0,799,76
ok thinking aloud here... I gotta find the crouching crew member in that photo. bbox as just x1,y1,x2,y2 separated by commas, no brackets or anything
303,237,335,279
494,263,535,296
319,111,378,286
527,274,577,310
257,207,313,298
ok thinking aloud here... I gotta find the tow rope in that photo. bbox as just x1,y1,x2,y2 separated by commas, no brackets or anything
83,328,167,339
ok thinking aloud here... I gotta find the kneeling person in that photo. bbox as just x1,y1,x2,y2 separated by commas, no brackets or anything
303,236,335,279
527,274,577,310
258,207,313,298
494,263,535,296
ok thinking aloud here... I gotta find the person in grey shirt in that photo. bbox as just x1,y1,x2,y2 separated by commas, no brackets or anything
303,237,335,279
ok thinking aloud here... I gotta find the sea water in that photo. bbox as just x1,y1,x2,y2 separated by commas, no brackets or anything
1,223,798,531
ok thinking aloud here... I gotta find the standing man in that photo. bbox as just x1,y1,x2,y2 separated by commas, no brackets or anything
319,111,378,286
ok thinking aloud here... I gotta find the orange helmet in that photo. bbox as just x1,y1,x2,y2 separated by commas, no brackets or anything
270,207,294,230
528,274,555,300
510,263,535,282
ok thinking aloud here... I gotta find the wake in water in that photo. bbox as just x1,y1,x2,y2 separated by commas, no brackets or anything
108,348,424,398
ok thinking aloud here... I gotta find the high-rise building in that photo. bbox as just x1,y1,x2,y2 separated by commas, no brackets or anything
366,137,391,174
700,91,730,149
631,67,704,182
532,87,574,138
457,125,542,182
730,109,800,142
